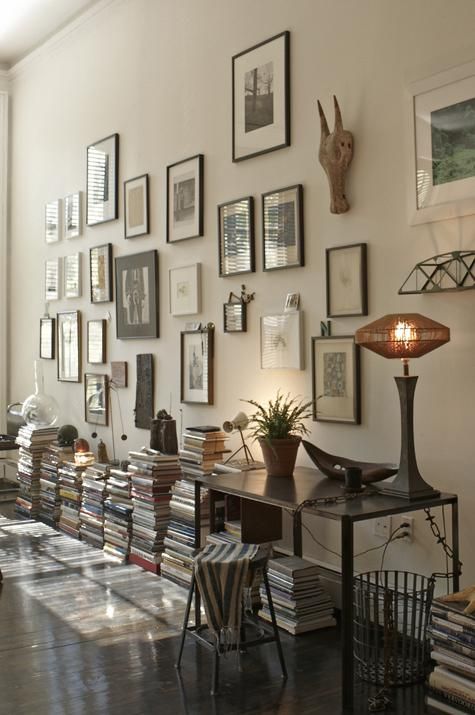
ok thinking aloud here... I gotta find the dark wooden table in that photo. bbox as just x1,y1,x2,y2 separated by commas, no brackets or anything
191,466,459,712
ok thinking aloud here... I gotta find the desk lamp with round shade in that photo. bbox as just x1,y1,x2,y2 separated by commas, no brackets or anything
355,313,450,499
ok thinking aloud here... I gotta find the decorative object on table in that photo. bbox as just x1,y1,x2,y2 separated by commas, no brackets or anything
86,133,119,226
408,60,475,225
84,373,109,426
40,317,55,359
169,263,201,316
97,438,110,463
90,243,113,303
63,252,82,298
355,313,450,499
45,198,61,243
262,184,304,271
63,191,81,239
284,292,300,312
135,353,154,429
317,95,353,214
180,325,214,405
222,411,255,464
87,319,106,364
261,311,303,369
45,258,61,301
111,361,127,388
57,310,81,382
150,409,178,454
311,335,360,424
232,31,290,162
399,250,475,294
22,360,59,427
244,392,312,478
218,196,255,276
302,440,397,484
73,437,95,467
166,154,203,243
57,424,78,448
124,173,149,238
326,243,367,317
115,250,159,339
438,585,475,615
344,467,363,493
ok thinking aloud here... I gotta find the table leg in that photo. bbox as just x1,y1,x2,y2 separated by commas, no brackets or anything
194,480,201,628
451,498,460,592
341,516,354,712
293,509,302,557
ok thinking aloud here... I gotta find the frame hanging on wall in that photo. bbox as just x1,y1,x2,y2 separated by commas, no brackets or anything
39,317,55,359
45,199,61,244
87,319,106,364
326,243,368,317
64,252,82,299
167,154,204,243
57,310,81,383
89,243,113,303
115,250,159,339
124,173,149,238
86,133,119,226
169,263,201,316
262,184,304,271
45,258,61,301
260,311,303,369
311,335,360,424
218,196,255,276
180,325,214,405
64,192,82,239
84,373,109,426
135,353,154,429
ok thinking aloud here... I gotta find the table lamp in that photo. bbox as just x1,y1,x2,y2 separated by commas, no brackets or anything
355,313,450,499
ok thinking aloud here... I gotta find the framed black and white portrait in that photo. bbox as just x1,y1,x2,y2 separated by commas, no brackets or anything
84,373,109,426
124,173,149,238
311,335,360,424
86,133,119,226
262,184,304,271
39,318,55,359
57,310,81,383
89,243,113,303
167,154,203,242
180,327,214,404
64,192,82,239
218,196,255,276
115,250,159,339
326,243,368,318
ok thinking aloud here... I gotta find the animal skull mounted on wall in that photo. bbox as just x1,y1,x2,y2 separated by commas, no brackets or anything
317,96,353,214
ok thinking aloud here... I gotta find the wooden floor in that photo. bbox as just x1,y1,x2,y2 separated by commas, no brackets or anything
0,503,428,715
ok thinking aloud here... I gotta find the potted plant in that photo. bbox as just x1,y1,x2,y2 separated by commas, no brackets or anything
242,392,313,477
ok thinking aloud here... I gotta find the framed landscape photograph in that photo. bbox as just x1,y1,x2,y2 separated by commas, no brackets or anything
45,199,61,244
64,252,82,299
115,250,159,339
311,335,360,424
232,31,290,162
224,301,247,333
326,243,367,317
64,192,81,239
260,311,303,369
39,317,55,359
262,184,304,271
45,258,61,301
169,263,201,316
87,319,106,364
218,196,255,276
167,154,203,242
124,173,149,238
86,133,119,226
84,373,109,426
89,243,112,303
57,310,81,383
180,327,214,404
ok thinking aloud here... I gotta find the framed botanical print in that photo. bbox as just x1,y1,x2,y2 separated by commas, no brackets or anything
167,154,203,242
89,243,113,303
124,173,149,238
45,258,61,301
87,319,106,364
311,335,360,424
262,184,304,271
84,373,109,426
57,310,81,383
169,263,201,316
224,301,247,333
63,253,82,298
180,327,214,404
326,243,368,317
86,133,119,226
45,199,61,244
64,192,82,239
260,312,303,369
218,196,255,276
115,250,159,339
39,318,55,359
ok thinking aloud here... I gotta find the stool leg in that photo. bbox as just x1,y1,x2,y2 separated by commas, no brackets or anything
263,569,287,680
175,572,195,669
211,647,220,695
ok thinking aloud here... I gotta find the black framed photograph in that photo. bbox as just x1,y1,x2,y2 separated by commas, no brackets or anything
86,133,119,226
262,184,304,271
167,154,203,242
90,243,113,303
218,196,255,276
180,326,214,404
84,373,109,426
45,199,61,244
115,250,159,339
57,310,81,383
124,173,149,238
326,243,368,318
311,335,360,424
64,192,81,239
224,301,247,333
87,319,106,364
232,31,290,162
39,318,55,359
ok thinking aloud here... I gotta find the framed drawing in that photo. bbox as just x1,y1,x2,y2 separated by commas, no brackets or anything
115,250,159,339
409,60,475,224
326,243,367,317
63,253,82,298
311,335,360,424
45,258,61,301
64,192,81,239
84,373,109,426
218,196,255,276
39,317,55,359
124,173,149,238
167,154,203,242
89,243,113,303
87,319,106,364
260,312,303,369
180,327,214,404
86,133,119,226
262,184,304,271
45,199,61,244
57,310,81,383
224,301,247,333
169,263,201,316
232,31,290,162
111,361,127,388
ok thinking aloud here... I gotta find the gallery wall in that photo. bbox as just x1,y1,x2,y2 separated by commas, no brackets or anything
6,0,475,583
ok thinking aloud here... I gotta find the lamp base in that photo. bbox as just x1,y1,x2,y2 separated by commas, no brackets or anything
378,474,440,500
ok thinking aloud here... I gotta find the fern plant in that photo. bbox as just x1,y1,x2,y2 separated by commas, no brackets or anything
242,392,313,440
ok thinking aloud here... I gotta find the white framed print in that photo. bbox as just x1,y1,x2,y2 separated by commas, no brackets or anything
260,311,303,370
169,263,201,316
64,192,82,239
63,253,82,298
326,243,367,317
45,199,61,244
45,258,61,301
166,154,203,242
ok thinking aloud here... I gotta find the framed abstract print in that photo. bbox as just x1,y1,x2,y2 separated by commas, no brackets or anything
262,184,304,271
124,173,149,238
39,318,55,359
89,243,113,303
115,250,159,339
57,310,81,383
311,335,360,424
84,373,109,426
86,133,119,226
180,327,214,404
167,154,203,242
218,196,255,276
326,243,368,317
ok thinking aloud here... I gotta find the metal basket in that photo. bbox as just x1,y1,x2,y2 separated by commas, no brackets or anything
353,570,435,686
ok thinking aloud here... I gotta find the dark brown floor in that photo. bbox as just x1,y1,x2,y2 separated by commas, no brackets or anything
0,502,427,715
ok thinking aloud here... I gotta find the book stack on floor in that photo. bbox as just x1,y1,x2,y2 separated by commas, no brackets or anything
128,449,181,574
15,425,58,519
79,463,110,549
39,443,74,527
426,596,475,713
179,425,229,479
58,461,85,538
259,556,336,635
103,469,133,561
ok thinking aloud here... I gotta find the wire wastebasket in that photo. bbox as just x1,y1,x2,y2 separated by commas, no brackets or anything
353,570,435,686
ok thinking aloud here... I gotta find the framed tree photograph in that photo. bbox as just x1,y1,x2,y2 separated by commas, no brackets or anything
232,31,290,162
124,173,149,238
84,373,109,426
39,317,55,359
224,300,247,333
86,133,119,226
167,154,203,242
326,243,368,317
87,319,106,364
311,335,360,424
262,184,304,271
169,263,201,316
45,258,61,301
45,199,61,244
180,326,214,404
260,311,303,369
218,196,255,276
89,243,113,303
64,192,82,239
57,310,81,383
64,252,82,298
115,250,159,339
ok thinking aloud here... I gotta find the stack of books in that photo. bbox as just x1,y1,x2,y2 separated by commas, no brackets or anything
103,469,133,561
58,461,84,538
426,595,475,713
128,449,181,574
15,425,58,519
179,425,229,479
39,443,74,527
79,463,110,549
259,556,336,635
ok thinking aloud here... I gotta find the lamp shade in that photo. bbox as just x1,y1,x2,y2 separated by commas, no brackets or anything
355,313,450,359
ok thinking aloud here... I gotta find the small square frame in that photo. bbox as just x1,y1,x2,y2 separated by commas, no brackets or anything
84,373,109,426
64,252,82,299
326,243,368,317
180,327,214,404
311,335,360,424
86,133,119,226
39,318,55,359
218,196,255,276
167,154,204,243
89,243,113,303
262,184,304,271
64,192,82,239
57,310,81,383
224,301,247,333
124,173,149,238
260,311,303,369
169,263,201,316
87,319,106,364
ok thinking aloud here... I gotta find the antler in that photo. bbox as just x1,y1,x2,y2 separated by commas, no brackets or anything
317,100,330,139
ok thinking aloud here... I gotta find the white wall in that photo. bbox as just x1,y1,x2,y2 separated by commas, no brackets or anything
7,0,475,585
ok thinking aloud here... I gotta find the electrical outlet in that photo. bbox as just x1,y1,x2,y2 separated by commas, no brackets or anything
374,516,392,538
393,515,414,542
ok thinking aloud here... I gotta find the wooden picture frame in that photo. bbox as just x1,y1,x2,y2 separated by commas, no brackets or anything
218,196,255,276
167,154,204,242
180,326,214,404
224,301,247,333
84,373,109,426
326,243,368,317
39,318,55,359
169,263,201,316
63,252,82,299
115,250,159,339
87,319,106,364
89,243,113,303
45,199,61,244
64,192,82,239
260,311,303,369
45,258,61,301
262,184,304,271
57,310,81,383
86,133,119,226
311,335,360,424
124,173,149,238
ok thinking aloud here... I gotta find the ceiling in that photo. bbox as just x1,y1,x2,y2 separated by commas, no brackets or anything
0,0,102,68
